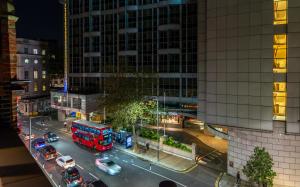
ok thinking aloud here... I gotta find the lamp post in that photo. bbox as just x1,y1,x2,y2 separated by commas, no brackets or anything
163,92,166,137
153,98,159,162
29,116,44,154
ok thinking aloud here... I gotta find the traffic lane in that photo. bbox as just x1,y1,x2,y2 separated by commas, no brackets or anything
28,123,214,187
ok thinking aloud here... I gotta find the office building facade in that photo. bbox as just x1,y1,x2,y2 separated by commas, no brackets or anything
52,0,198,121
198,0,300,186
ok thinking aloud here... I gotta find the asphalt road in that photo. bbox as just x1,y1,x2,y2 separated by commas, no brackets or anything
19,117,219,187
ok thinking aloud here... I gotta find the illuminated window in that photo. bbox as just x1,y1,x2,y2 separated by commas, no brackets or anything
34,70,38,79
34,59,38,64
33,49,38,54
274,0,287,25
273,82,286,121
42,71,46,79
42,50,46,55
42,85,46,91
273,34,287,73
34,83,38,92
24,59,29,64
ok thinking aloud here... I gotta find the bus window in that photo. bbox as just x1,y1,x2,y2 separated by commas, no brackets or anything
96,130,100,135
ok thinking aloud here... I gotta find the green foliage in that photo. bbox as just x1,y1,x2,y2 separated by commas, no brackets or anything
163,137,192,153
243,147,276,186
139,128,159,141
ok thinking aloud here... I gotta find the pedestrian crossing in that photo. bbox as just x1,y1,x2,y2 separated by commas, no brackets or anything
195,150,223,165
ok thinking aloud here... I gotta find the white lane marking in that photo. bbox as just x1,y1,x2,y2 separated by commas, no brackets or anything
76,164,84,170
57,152,62,156
131,163,187,187
109,154,113,157
122,160,128,163
89,172,99,180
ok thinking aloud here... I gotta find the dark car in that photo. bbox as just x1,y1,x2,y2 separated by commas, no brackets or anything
61,167,83,187
44,132,59,143
83,180,108,187
31,138,46,151
39,145,57,160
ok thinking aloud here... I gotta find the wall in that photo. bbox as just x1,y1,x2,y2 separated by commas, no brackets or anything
228,122,300,187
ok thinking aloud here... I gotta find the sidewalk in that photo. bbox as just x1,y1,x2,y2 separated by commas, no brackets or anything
115,144,197,173
45,119,197,173
217,173,250,187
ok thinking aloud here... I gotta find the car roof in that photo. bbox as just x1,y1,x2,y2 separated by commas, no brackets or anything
66,167,79,174
61,155,73,161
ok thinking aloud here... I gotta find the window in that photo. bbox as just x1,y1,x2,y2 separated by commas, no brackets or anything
159,7,168,25
274,0,287,25
24,71,29,80
34,83,38,92
273,82,286,120
42,85,46,91
42,71,46,79
34,70,38,79
128,33,136,50
128,11,137,28
159,31,168,49
92,16,100,31
33,49,38,54
92,36,100,52
34,59,38,64
24,48,28,54
273,34,286,73
24,59,29,64
84,37,90,52
92,0,99,10
42,50,46,55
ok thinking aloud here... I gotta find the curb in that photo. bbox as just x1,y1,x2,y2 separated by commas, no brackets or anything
114,145,198,174
215,172,224,187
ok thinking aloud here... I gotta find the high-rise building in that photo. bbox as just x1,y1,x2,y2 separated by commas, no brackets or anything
198,0,300,186
52,0,198,122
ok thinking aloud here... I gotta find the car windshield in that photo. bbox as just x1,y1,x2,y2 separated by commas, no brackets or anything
67,170,80,181
44,146,56,153
106,161,115,166
49,133,57,138
66,159,74,163
101,134,112,146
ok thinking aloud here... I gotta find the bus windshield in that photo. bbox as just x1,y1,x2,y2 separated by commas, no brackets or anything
101,134,112,146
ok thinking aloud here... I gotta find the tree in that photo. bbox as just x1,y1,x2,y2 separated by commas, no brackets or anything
98,74,159,151
243,147,276,187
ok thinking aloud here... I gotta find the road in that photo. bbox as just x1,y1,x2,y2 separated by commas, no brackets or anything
19,117,219,187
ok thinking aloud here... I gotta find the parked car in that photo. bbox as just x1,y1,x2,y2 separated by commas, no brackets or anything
39,145,57,160
95,157,121,175
83,180,108,187
56,155,75,169
44,132,59,143
31,138,46,151
61,167,83,187
23,133,35,141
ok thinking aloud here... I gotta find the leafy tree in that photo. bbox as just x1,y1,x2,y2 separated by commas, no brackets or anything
98,74,160,151
243,147,276,187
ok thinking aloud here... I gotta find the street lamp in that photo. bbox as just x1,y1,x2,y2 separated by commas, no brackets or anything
152,97,159,162
28,116,46,154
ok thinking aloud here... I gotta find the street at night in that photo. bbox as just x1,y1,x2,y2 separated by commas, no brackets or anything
19,117,219,187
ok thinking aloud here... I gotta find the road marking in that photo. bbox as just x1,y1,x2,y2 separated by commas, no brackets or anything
57,152,62,156
122,160,128,163
131,163,187,187
76,164,84,170
115,156,119,160
89,172,99,180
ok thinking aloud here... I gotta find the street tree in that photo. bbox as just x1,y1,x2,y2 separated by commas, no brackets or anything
243,146,276,187
98,74,160,151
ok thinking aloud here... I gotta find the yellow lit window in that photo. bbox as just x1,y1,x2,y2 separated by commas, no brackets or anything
34,83,38,92
42,71,46,79
273,34,287,73
33,70,38,79
274,0,287,25
42,85,46,91
273,82,286,121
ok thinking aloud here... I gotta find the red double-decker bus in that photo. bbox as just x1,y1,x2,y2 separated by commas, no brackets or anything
71,120,113,151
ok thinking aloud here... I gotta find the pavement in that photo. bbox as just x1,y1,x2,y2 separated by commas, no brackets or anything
18,116,220,187
217,173,251,187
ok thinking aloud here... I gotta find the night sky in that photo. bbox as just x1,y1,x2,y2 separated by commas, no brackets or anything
14,0,63,45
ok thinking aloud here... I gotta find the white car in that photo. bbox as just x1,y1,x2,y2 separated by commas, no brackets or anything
95,157,121,175
56,156,76,169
